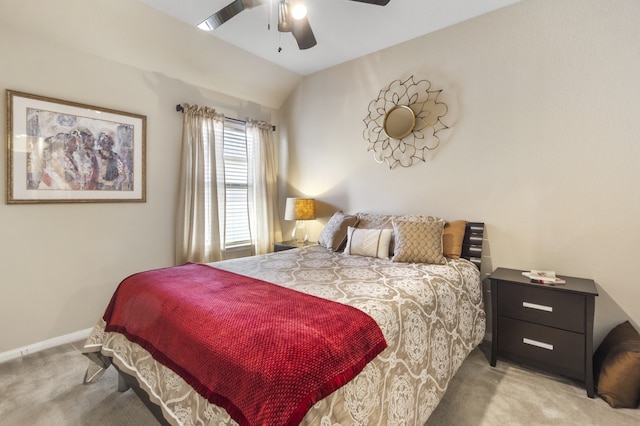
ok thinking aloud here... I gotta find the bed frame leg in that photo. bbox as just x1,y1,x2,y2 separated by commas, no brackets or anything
117,373,131,392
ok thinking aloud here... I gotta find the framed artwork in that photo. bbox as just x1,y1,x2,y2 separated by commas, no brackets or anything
6,90,146,203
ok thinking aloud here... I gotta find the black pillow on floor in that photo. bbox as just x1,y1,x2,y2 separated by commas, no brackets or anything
593,320,640,408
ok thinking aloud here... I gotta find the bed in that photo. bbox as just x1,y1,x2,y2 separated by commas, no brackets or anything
83,214,486,425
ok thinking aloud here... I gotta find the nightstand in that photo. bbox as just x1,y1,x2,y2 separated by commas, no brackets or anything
489,267,598,397
273,240,315,252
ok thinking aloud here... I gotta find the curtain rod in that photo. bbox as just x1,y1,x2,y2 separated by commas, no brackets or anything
176,104,275,131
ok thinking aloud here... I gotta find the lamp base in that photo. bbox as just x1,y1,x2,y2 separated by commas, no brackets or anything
291,220,309,244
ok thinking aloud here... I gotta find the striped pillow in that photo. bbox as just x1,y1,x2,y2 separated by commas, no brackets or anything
345,227,392,259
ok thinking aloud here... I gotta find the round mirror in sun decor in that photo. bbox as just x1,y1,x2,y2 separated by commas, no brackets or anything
383,105,416,140
363,75,450,169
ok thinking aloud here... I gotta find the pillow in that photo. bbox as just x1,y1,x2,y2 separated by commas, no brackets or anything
317,211,358,252
593,321,640,408
355,213,442,256
354,213,394,230
391,219,446,264
395,214,441,223
355,213,441,229
443,220,467,259
344,227,392,259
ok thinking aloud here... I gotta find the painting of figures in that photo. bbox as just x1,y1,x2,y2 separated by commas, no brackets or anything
7,91,146,203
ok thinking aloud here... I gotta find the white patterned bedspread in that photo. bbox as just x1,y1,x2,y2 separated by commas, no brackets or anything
83,245,485,425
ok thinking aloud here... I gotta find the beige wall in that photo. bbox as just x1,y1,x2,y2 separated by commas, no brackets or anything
0,0,282,353
279,0,640,344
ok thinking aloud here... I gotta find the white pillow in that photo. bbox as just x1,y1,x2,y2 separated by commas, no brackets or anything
345,226,392,259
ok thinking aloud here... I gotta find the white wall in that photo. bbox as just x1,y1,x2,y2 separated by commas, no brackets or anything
0,0,284,353
279,0,640,344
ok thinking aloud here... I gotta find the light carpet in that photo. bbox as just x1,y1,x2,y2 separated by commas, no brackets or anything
0,340,638,425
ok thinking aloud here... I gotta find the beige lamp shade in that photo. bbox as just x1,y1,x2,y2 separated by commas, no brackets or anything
284,198,316,221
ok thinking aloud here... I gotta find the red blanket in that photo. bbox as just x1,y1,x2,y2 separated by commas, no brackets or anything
103,263,387,426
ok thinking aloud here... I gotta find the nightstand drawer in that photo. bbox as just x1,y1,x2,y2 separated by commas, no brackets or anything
497,281,585,333
498,316,585,379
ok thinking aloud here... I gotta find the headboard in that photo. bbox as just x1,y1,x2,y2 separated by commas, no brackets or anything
461,222,484,271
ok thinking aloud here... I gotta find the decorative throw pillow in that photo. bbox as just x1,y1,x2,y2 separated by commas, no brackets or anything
344,227,392,259
355,213,442,256
317,211,358,252
394,214,441,223
354,213,394,230
355,213,441,229
391,219,446,264
593,321,640,408
443,220,467,259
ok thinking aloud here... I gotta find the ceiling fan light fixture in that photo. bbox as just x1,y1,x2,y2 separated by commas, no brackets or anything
291,3,307,20
197,0,390,52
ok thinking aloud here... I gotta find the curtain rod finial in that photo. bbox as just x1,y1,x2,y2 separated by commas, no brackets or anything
176,104,184,112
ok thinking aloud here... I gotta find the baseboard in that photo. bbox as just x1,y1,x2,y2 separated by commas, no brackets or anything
0,328,93,364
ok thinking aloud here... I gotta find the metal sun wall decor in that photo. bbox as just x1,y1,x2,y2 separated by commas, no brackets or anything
363,75,449,169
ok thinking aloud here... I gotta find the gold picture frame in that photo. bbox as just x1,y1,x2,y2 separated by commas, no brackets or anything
6,90,146,203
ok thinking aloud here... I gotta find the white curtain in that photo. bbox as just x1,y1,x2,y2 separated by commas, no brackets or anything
247,120,282,255
176,105,280,263
175,104,225,264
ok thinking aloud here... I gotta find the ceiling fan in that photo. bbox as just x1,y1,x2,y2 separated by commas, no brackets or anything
197,0,391,50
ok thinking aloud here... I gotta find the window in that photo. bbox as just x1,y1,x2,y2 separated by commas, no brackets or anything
216,119,252,249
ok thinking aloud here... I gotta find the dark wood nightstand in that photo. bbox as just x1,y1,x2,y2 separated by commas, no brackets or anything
273,240,315,252
489,267,598,397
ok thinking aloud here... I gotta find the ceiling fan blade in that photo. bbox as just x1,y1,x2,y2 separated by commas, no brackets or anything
198,0,245,31
348,0,390,5
291,16,317,50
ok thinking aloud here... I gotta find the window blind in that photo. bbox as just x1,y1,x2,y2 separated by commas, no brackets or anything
217,120,251,248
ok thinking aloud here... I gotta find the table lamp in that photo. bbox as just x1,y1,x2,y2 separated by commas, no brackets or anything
284,197,316,244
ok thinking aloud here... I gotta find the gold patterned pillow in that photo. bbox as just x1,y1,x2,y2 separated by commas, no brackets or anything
391,219,446,264
356,213,442,256
318,211,359,252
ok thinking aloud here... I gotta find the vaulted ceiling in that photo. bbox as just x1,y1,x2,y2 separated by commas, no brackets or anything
138,0,521,76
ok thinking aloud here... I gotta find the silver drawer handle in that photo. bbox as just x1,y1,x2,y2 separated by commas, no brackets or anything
523,338,554,351
522,301,553,312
